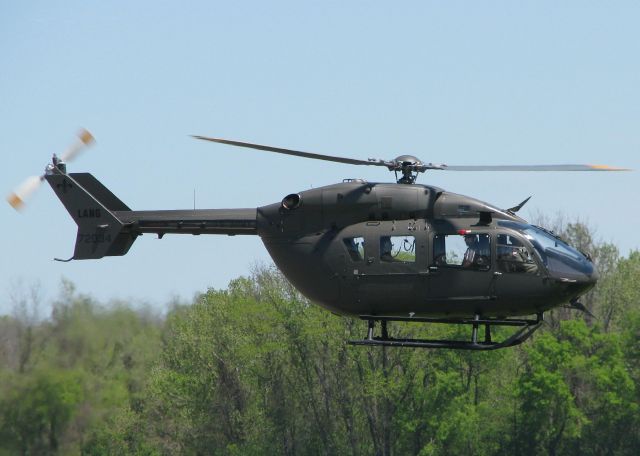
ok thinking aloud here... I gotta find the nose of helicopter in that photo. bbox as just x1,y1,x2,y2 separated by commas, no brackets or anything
551,258,599,298
574,269,598,293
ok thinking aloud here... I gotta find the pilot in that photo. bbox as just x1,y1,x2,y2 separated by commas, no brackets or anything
462,234,479,268
509,238,538,273
498,235,538,273
380,237,394,262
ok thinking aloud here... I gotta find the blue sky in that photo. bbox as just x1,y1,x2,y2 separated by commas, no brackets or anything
2,1,638,315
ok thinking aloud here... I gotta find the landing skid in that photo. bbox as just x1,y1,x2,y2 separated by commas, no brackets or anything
349,313,544,350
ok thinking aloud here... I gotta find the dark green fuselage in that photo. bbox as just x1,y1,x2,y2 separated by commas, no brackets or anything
255,181,596,318
47,171,596,319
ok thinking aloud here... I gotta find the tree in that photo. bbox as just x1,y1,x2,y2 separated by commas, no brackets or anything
0,369,83,455
515,320,639,455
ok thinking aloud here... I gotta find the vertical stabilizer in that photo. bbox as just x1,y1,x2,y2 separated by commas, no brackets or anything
45,171,136,259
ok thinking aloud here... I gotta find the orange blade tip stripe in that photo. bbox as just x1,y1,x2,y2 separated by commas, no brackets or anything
78,129,95,145
589,164,632,171
7,193,24,210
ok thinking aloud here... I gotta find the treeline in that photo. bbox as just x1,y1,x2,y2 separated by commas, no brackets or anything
1,222,639,455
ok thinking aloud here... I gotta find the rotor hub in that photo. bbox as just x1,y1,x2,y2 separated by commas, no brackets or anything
390,155,424,184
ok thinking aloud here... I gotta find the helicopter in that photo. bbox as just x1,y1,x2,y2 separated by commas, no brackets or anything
7,130,630,350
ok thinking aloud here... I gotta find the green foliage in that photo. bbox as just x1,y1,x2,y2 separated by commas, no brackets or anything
0,281,162,455
516,320,638,455
595,251,640,331
0,368,83,454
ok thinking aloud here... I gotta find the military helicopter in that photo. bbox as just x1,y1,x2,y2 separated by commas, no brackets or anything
7,130,629,350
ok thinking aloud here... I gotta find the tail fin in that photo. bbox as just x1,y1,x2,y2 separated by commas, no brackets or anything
45,172,137,259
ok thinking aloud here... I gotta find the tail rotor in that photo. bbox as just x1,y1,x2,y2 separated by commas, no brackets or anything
6,128,95,210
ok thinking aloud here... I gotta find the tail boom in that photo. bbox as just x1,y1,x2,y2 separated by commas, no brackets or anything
45,169,257,260
115,209,257,236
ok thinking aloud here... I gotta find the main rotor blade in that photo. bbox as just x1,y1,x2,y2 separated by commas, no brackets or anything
192,135,391,168
437,164,631,172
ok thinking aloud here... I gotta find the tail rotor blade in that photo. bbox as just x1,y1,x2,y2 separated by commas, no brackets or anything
6,175,43,211
61,128,95,163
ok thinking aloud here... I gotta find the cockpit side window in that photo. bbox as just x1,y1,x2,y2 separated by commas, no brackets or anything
343,237,365,261
380,235,416,263
497,234,538,274
433,233,491,271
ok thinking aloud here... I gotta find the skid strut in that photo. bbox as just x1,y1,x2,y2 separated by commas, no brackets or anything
349,313,544,350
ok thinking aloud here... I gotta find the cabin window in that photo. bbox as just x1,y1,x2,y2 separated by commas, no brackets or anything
497,234,538,274
433,233,491,270
380,236,416,263
343,237,365,261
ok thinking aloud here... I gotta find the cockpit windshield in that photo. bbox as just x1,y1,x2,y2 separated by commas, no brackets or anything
498,221,593,279
523,226,584,261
